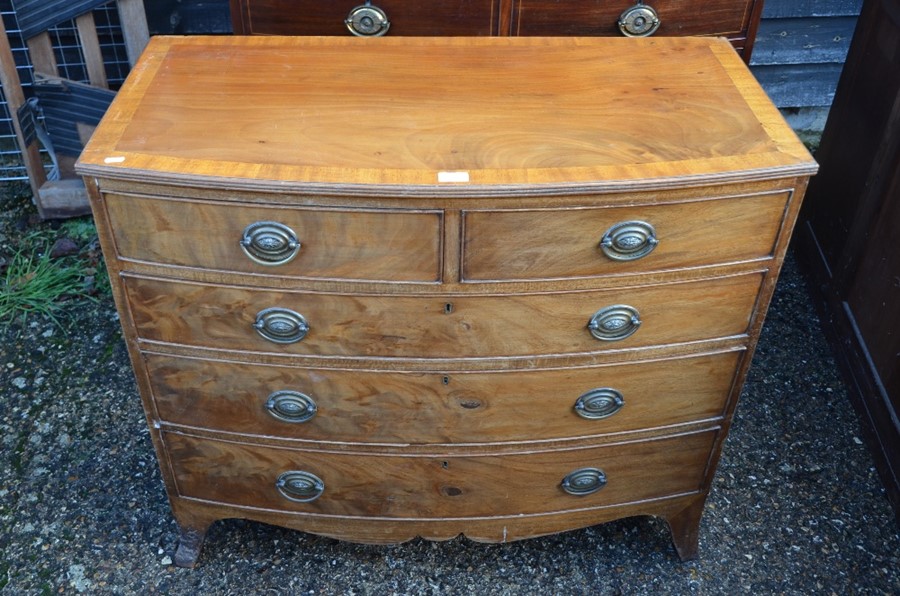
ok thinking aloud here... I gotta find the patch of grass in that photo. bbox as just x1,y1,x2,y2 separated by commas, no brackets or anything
58,217,98,243
0,239,91,327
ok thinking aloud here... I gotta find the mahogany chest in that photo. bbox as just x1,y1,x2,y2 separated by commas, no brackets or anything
76,36,817,567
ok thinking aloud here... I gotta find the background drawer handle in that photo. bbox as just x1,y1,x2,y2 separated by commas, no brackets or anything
266,390,318,423
240,221,301,266
618,2,660,37
574,388,625,420
599,220,658,261
254,308,309,344
588,305,641,341
346,2,390,36
561,468,607,496
276,470,325,502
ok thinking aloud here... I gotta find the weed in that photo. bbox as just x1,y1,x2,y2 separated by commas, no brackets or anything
0,240,90,327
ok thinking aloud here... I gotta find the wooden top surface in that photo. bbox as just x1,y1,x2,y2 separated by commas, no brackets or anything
76,36,817,195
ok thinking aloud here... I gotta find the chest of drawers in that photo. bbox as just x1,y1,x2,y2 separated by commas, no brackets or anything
230,0,766,60
76,36,817,567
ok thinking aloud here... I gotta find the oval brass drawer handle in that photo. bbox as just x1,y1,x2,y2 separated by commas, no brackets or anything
588,305,641,341
618,2,661,37
599,220,658,261
253,307,310,344
240,221,301,266
574,388,625,420
276,470,325,502
561,468,607,496
266,390,317,423
346,2,390,36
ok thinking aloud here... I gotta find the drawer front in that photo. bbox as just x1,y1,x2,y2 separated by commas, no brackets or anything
125,273,762,358
512,0,755,37
234,0,499,36
463,192,789,281
103,193,442,282
165,429,715,517
147,351,740,443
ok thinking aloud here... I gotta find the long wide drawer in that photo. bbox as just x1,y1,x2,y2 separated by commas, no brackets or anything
233,0,500,36
102,193,443,282
146,350,741,443
125,272,763,358
462,191,790,281
512,0,757,38
164,429,716,518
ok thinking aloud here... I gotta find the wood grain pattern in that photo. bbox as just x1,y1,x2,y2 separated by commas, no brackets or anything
103,192,443,282
164,429,715,518
462,191,790,281
124,273,763,358
76,37,816,193
145,350,741,444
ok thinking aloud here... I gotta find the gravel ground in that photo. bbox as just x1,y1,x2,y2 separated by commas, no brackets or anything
1,181,898,594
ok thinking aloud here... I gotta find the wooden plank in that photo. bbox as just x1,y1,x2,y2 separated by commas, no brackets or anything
763,0,862,19
751,17,857,65
0,14,48,211
25,31,57,77
35,177,92,218
116,0,150,65
75,13,108,88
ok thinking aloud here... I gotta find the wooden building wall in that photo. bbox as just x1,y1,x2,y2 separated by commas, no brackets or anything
749,0,863,141
750,0,862,108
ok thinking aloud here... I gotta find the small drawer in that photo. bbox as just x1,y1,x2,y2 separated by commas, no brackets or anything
125,272,762,358
164,429,715,517
512,0,756,38
103,193,442,282
462,191,790,281
233,0,500,36
146,350,741,443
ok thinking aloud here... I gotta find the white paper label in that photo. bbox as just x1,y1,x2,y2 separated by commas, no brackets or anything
437,171,469,183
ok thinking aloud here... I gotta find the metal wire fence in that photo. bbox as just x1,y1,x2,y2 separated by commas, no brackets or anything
0,0,131,182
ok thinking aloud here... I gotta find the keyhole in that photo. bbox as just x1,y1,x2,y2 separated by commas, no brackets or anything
444,303,453,314
442,375,450,385
441,461,449,469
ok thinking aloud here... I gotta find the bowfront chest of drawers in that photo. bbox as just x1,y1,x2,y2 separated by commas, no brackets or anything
76,36,817,567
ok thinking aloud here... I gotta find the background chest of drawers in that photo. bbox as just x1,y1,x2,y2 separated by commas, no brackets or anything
76,36,817,567
230,0,766,60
